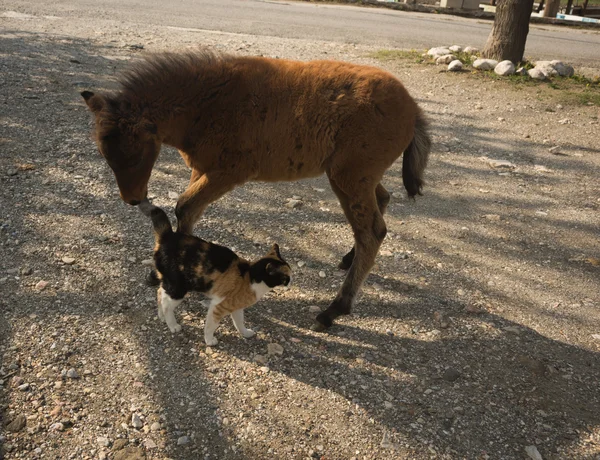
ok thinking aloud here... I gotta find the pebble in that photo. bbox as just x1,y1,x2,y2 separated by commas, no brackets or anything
267,343,284,355
141,259,153,266
97,436,110,447
308,305,322,313
35,280,48,291
436,54,455,65
463,46,479,54
144,439,157,449
427,47,451,57
177,435,190,445
297,261,305,267
383,401,393,409
168,191,178,199
318,270,326,278
443,368,461,382
6,414,27,432
112,439,128,451
49,422,65,432
62,257,76,265
548,146,562,155
66,368,79,379
253,354,268,364
525,445,543,460
286,199,303,209
21,267,33,276
131,413,143,428
113,447,145,460
488,159,516,170
449,45,462,52
18,383,30,391
591,334,600,341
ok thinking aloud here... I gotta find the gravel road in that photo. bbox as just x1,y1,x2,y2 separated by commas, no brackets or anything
1,6,599,460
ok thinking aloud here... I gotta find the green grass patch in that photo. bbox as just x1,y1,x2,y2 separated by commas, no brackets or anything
370,49,428,64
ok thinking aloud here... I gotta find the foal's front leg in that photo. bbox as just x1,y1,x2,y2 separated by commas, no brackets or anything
175,170,246,234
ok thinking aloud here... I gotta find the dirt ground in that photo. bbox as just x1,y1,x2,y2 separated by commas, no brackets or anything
1,8,599,460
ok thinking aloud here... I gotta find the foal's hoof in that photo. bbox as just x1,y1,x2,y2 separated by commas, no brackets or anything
311,311,334,332
337,260,352,270
145,269,160,287
338,248,355,270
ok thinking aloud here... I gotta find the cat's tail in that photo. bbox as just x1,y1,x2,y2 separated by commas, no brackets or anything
138,199,173,239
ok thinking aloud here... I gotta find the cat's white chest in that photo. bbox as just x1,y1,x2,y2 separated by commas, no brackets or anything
251,282,271,301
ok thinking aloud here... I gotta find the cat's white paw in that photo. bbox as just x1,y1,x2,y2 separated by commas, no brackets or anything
241,329,256,339
157,309,165,321
205,336,219,346
168,323,182,333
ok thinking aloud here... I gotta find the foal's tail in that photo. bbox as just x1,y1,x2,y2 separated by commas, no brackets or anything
138,199,173,240
402,108,431,198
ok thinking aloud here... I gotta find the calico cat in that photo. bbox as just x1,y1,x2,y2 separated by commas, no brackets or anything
138,199,291,345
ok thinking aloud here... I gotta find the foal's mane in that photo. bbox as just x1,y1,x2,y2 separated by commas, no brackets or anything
118,49,231,101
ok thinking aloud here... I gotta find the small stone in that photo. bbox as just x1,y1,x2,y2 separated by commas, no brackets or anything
466,304,483,314
449,45,462,52
286,199,303,209
308,305,322,313
591,334,600,340
504,326,521,334
177,436,190,446
558,118,570,125
21,267,33,276
525,445,543,460
473,58,498,71
144,439,157,449
253,354,267,364
318,270,326,278
443,368,461,382
49,422,65,431
66,368,79,379
35,280,48,291
548,146,562,155
168,191,178,199
141,259,153,266
488,159,516,170
534,165,551,173
113,447,146,460
112,439,128,451
297,261,305,268
54,381,63,389
131,413,143,429
62,257,76,265
436,54,455,65
267,343,284,355
384,401,393,409
18,383,30,391
494,60,515,76
535,61,558,77
528,68,546,80
97,436,110,447
484,214,501,221
149,422,161,432
463,46,479,54
6,414,27,432
447,60,463,72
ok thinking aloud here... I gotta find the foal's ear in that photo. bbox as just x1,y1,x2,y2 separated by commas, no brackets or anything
81,91,105,113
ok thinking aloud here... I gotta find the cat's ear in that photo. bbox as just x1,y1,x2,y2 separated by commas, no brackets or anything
265,262,275,275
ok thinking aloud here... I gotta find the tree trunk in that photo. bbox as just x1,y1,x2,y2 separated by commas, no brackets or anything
542,0,560,17
482,0,535,64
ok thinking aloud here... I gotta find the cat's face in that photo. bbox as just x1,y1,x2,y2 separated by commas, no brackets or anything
260,244,292,288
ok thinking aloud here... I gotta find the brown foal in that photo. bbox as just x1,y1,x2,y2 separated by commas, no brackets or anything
82,51,430,331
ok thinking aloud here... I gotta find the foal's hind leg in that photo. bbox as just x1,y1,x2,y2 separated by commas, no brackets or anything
314,177,387,330
338,183,390,270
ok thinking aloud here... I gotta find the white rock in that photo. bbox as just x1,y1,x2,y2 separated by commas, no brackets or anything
131,413,143,429
297,261,305,268
448,60,463,72
463,46,479,54
168,191,178,199
591,334,600,340
144,439,157,449
62,257,76,265
50,422,65,431
318,270,326,278
528,68,546,80
525,445,543,460
436,54,455,65
97,437,110,447
515,67,528,76
286,199,302,209
150,422,161,431
35,280,48,291
494,60,515,76
548,146,562,155
427,47,451,57
308,305,322,313
449,45,462,52
473,59,498,71
141,259,153,266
